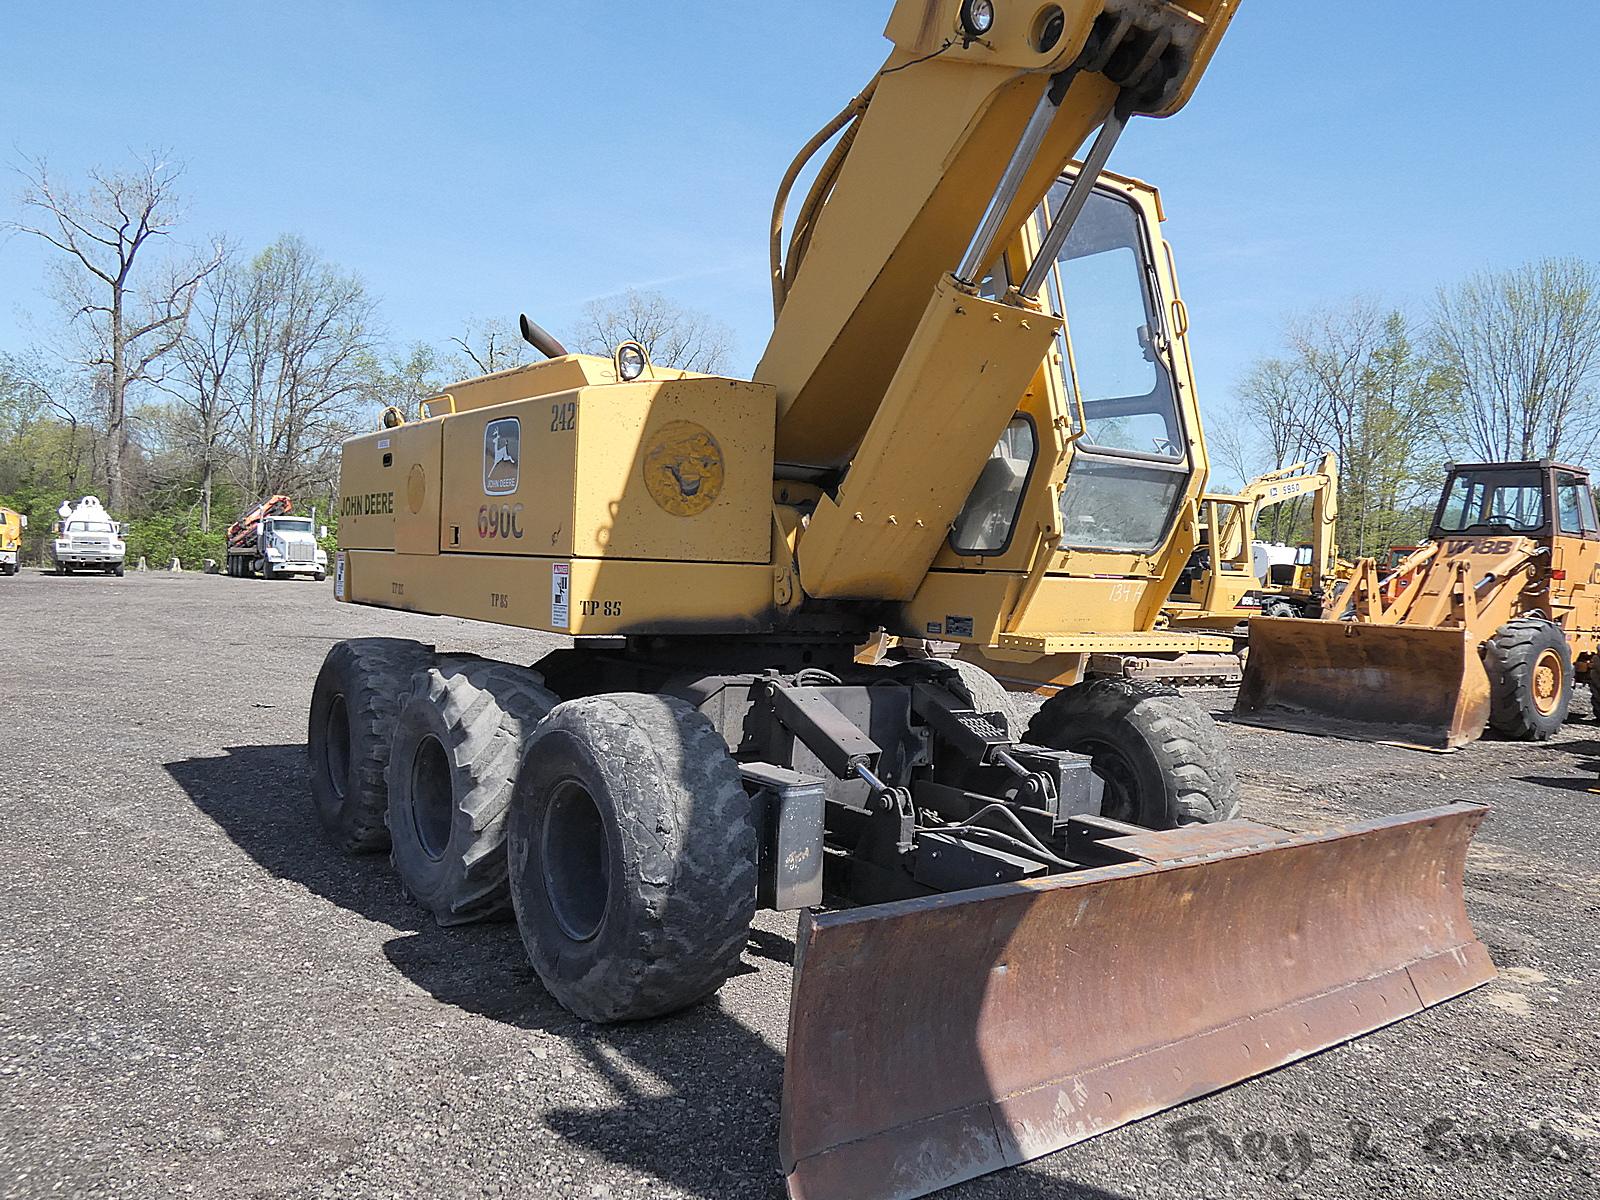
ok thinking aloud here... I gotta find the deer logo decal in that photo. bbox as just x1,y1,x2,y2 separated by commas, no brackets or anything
484,418,521,496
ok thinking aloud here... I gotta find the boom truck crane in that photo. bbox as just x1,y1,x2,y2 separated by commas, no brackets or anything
307,4,1493,1197
225,496,329,580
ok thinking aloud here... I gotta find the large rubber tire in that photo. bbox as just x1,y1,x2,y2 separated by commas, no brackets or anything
308,638,436,853
1484,618,1572,741
891,658,1018,739
508,692,757,1023
112,564,124,577
1026,677,1240,827
1262,599,1299,619
385,659,558,925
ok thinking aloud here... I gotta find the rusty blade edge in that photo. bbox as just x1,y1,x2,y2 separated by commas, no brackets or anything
780,804,1493,1200
783,941,1496,1200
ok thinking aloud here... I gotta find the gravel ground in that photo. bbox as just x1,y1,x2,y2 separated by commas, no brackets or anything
1,570,1596,1200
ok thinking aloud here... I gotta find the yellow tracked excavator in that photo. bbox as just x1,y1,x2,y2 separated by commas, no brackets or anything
308,5,1493,1197
1239,458,1600,749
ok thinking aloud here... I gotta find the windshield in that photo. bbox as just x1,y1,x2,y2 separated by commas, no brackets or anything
1058,455,1188,553
270,519,314,534
66,520,115,534
1042,181,1181,460
1041,180,1190,553
1435,468,1546,534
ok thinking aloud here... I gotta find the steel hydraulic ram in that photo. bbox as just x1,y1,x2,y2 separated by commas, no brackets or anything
780,803,1494,1200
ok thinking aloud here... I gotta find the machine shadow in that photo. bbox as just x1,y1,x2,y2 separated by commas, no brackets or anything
1517,776,1600,792
165,743,424,929
167,744,1124,1200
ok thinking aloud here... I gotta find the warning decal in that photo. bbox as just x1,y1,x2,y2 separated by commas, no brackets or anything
551,562,571,630
334,552,346,601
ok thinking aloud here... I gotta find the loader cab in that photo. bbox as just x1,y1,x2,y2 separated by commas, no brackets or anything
1429,461,1598,543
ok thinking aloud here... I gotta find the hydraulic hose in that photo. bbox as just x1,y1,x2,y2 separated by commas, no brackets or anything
769,80,878,319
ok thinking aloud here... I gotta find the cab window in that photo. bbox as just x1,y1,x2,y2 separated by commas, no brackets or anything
1436,468,1546,534
1556,472,1597,535
1037,179,1191,554
951,418,1036,555
1040,181,1181,461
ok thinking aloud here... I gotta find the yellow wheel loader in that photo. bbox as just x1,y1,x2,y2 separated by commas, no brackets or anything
308,5,1492,1197
1238,459,1600,750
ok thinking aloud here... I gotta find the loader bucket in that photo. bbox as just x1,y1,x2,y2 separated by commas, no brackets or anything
780,804,1493,1200
1235,617,1491,750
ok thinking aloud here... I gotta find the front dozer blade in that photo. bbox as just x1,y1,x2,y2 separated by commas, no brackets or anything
780,804,1493,1200
1235,617,1490,750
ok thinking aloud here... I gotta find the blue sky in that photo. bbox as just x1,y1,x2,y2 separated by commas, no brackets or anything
3,2,1596,449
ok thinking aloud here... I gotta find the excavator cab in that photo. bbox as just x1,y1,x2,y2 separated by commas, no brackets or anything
914,168,1230,697
1239,460,1600,748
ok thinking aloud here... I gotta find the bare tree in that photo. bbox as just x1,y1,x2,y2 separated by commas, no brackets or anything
1234,302,1442,557
573,289,734,373
170,257,247,530
448,317,531,378
1430,258,1600,465
374,342,447,422
234,236,380,498
5,152,224,511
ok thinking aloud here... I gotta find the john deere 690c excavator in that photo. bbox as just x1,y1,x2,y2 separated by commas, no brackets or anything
308,4,1492,1197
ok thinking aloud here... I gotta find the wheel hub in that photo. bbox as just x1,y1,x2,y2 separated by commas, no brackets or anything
1076,736,1140,824
324,694,351,799
409,734,454,861
1532,649,1562,716
542,780,610,942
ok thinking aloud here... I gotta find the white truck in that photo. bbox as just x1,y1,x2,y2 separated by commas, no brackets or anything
50,497,126,576
225,495,329,580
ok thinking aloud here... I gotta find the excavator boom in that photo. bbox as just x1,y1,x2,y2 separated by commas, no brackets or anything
759,0,1238,473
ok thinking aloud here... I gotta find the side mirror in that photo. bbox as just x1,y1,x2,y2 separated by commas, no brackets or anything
319,526,329,539
19,515,27,529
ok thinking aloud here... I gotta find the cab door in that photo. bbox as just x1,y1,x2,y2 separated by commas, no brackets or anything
1550,468,1600,639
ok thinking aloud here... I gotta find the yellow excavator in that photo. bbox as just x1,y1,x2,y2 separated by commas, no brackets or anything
1168,452,1341,628
308,5,1492,1197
